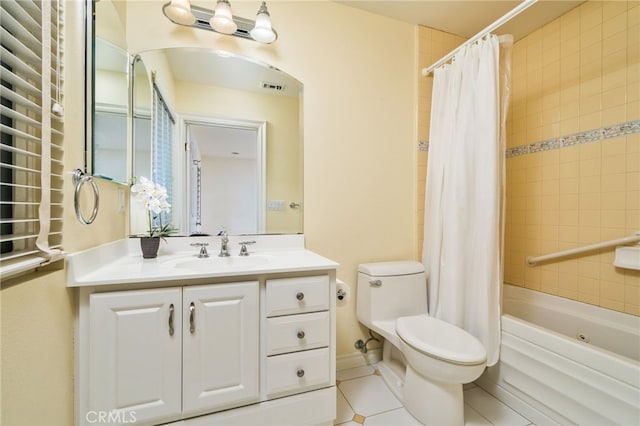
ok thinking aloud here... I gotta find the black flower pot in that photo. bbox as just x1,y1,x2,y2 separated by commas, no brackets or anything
140,237,160,259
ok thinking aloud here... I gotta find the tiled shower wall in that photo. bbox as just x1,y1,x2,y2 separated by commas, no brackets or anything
417,1,640,315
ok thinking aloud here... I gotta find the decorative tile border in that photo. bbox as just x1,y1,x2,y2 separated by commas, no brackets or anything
418,120,640,157
506,120,640,158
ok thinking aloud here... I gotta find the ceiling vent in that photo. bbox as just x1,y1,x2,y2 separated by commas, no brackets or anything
261,82,286,92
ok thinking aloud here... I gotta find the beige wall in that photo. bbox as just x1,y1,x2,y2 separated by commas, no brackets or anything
1,269,75,426
417,1,640,316
2,1,416,424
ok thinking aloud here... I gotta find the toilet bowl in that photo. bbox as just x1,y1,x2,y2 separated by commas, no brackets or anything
356,261,487,425
397,315,486,425
396,315,486,384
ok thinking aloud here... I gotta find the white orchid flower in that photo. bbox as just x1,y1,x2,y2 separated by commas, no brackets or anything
131,176,174,238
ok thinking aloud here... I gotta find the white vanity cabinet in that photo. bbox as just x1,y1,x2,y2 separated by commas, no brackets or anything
87,281,259,425
70,237,338,426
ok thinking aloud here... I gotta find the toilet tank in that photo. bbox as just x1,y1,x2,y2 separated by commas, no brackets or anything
356,261,428,329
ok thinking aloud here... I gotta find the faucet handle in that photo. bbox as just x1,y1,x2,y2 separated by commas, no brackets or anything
238,241,256,256
190,242,210,258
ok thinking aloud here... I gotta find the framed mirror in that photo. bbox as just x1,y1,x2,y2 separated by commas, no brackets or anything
131,48,303,236
90,0,129,183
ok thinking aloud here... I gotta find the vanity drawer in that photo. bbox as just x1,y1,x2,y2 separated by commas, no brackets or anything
266,311,330,356
266,347,330,398
266,276,329,317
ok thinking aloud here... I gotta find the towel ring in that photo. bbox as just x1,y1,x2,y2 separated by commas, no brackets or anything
73,169,99,225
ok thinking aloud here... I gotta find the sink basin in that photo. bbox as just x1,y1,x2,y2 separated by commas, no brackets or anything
167,255,272,272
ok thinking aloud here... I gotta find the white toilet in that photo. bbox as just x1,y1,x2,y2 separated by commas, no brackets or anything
357,261,486,425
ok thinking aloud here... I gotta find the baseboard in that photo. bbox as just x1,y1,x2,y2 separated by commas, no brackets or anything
336,349,382,371
177,387,336,425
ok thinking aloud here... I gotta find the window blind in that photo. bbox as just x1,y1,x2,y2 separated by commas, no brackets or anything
152,83,174,227
1,0,65,277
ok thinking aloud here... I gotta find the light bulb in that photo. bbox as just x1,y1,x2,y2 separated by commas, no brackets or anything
210,0,237,35
163,0,196,25
250,2,276,43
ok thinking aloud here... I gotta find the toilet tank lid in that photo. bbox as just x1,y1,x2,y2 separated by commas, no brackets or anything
358,261,425,276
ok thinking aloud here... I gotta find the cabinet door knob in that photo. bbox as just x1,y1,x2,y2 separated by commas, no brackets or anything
168,304,175,336
296,369,305,378
296,292,304,301
297,330,305,339
189,302,195,334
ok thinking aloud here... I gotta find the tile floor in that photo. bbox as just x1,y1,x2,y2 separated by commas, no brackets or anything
335,365,535,426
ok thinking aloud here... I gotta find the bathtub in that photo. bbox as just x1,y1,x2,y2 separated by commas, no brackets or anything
476,284,640,426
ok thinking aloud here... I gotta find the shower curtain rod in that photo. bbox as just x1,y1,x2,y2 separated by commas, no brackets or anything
527,232,640,266
421,0,538,76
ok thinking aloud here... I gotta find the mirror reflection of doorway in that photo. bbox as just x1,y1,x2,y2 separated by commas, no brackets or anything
186,118,266,236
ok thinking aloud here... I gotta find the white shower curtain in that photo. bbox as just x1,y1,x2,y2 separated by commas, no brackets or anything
422,34,512,366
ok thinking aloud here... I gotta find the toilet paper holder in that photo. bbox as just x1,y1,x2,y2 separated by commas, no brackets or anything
337,288,347,301
336,280,350,304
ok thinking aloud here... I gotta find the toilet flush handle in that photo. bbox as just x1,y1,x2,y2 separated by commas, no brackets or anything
369,280,382,287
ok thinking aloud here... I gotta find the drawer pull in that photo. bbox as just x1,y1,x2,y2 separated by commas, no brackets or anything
297,330,305,339
296,292,304,301
296,369,305,378
168,304,175,336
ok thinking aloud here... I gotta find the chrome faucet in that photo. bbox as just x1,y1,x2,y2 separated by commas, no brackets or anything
190,242,210,258
238,241,256,256
219,231,230,257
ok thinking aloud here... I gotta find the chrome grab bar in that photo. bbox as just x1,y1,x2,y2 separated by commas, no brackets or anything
527,232,640,266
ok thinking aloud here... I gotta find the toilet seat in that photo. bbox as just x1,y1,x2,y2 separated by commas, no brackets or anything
396,315,486,365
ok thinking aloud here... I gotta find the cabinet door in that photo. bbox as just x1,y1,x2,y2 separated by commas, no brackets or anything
182,281,259,417
90,288,182,425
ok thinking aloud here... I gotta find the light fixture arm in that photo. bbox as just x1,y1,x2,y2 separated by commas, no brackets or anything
256,1,270,17
162,2,278,43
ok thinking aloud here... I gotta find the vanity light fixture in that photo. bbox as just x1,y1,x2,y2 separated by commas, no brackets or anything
162,0,278,44
250,2,276,44
210,0,237,34
163,0,196,25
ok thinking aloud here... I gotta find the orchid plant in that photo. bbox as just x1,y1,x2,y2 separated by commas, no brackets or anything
131,176,176,239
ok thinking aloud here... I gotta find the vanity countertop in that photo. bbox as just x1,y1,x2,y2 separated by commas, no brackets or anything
67,235,338,287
